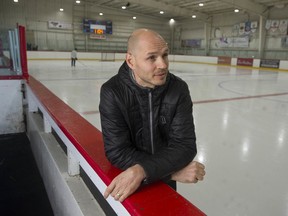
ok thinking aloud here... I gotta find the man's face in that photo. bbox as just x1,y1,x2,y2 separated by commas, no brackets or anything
127,35,169,88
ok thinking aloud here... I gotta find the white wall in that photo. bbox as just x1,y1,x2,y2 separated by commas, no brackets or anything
27,110,106,216
0,0,287,58
174,5,288,59
27,51,102,60
26,51,288,70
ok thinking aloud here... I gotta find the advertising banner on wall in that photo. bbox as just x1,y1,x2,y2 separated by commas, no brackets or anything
260,59,280,69
89,34,106,40
237,58,254,66
217,37,249,48
270,20,280,32
48,21,72,30
279,20,288,34
239,23,245,35
218,56,231,65
181,39,201,48
266,19,288,35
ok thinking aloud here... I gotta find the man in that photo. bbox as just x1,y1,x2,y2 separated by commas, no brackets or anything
99,29,205,202
71,48,77,66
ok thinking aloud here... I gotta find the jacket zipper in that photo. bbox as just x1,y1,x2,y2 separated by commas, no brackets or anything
148,90,155,154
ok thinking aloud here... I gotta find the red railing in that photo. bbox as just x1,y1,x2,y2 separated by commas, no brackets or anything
18,25,29,80
27,75,206,216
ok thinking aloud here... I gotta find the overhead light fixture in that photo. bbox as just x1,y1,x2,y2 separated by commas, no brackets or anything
199,3,204,6
160,11,164,14
122,2,130,9
232,0,239,13
169,18,175,25
192,15,197,18
14,0,18,2
76,0,80,3
60,8,64,11
133,16,136,19
99,12,103,16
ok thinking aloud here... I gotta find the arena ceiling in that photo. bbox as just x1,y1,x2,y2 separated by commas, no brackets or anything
85,0,288,21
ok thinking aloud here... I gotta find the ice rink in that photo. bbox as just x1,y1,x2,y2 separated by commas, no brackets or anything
28,59,288,216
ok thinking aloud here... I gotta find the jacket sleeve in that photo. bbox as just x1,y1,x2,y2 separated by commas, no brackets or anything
135,82,197,184
99,82,150,170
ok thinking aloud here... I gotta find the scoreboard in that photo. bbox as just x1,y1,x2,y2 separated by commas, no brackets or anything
83,19,112,35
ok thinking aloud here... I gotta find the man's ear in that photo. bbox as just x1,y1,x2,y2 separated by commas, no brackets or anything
126,52,135,69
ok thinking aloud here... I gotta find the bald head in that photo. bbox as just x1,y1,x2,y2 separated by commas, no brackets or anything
127,29,167,54
125,28,169,88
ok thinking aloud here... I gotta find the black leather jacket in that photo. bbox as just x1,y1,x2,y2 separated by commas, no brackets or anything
99,61,197,184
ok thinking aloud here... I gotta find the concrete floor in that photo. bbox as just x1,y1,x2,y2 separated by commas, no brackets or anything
28,59,288,216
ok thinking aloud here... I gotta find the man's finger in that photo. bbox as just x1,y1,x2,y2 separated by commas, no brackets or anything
114,192,122,201
119,194,127,202
104,182,115,199
118,189,131,202
104,188,111,199
194,162,205,169
196,174,204,181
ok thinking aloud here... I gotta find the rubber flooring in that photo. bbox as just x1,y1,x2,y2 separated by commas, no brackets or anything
0,133,54,216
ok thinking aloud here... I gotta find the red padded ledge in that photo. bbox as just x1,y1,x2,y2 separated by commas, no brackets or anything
0,75,24,80
27,76,206,216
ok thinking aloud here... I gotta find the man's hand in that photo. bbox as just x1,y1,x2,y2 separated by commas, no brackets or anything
171,161,205,183
104,164,146,202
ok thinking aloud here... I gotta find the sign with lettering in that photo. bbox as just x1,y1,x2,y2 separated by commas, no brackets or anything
218,56,231,65
260,59,280,69
237,58,253,66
